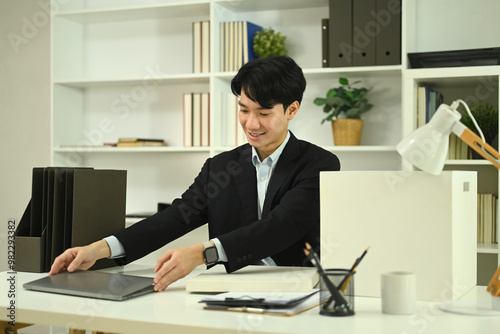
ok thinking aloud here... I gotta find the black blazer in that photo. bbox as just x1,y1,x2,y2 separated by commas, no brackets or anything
114,132,340,273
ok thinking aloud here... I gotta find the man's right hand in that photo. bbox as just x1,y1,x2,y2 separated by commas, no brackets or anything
49,240,111,275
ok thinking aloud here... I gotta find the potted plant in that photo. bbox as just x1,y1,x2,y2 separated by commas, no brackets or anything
313,77,373,145
253,28,287,58
459,102,499,158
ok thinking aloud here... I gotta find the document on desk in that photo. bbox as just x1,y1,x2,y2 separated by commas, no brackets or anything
200,290,322,316
186,265,319,293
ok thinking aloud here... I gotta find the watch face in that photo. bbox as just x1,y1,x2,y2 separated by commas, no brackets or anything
204,247,218,264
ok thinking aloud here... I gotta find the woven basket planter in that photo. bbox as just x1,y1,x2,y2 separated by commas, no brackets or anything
331,119,363,146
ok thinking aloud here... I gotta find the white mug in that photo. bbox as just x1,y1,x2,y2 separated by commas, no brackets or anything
381,271,416,315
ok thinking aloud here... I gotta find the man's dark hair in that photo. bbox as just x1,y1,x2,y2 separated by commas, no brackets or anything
230,56,307,113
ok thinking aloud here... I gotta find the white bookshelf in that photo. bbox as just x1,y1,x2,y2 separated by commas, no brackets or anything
50,0,499,279
401,0,500,283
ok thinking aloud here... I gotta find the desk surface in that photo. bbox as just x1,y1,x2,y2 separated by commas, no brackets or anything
2,265,500,334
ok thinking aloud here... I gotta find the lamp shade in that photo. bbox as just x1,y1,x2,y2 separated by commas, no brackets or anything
397,104,462,175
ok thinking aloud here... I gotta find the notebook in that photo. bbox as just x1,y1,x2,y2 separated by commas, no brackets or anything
23,271,155,301
186,265,319,293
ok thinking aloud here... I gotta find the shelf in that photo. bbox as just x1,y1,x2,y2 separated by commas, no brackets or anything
405,66,500,81
54,1,210,23
214,0,328,12
478,243,499,254
54,146,211,154
323,146,397,152
214,66,403,82
445,159,497,166
303,66,403,79
49,0,500,272
53,73,210,88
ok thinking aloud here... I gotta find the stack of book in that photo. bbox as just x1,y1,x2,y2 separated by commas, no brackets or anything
183,92,210,147
477,193,498,244
193,20,210,73
116,138,167,147
220,21,262,72
447,133,470,160
416,85,444,128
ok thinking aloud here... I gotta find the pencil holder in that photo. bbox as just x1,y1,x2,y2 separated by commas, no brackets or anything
320,269,355,316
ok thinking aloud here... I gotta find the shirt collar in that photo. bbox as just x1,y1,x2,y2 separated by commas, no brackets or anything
252,131,291,167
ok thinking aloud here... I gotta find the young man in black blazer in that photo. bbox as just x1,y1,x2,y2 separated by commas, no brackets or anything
50,56,341,292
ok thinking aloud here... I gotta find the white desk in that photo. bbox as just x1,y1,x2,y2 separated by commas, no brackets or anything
2,266,500,334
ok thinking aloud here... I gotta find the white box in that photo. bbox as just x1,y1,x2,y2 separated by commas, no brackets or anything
320,171,477,301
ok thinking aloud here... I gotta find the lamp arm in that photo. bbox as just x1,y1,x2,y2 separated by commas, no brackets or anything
451,122,500,169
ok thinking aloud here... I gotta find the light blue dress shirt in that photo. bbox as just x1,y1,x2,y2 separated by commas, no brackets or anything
105,131,291,266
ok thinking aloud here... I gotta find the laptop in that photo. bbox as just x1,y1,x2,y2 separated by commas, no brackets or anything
23,271,155,301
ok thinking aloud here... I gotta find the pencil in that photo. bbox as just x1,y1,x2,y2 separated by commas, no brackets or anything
304,243,350,310
338,246,370,293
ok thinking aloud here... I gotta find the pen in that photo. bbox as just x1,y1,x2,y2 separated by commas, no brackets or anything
304,243,350,312
338,246,370,293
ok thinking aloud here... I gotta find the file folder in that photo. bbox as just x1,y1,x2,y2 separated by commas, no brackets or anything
15,167,127,272
375,0,401,65
352,0,376,66
328,0,353,67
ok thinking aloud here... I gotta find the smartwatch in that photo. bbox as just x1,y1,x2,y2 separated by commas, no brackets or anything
203,241,219,265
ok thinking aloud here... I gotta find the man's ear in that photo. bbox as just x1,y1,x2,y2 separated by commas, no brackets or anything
286,101,300,120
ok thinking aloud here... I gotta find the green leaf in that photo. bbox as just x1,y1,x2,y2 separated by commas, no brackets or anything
359,103,373,113
339,77,349,86
326,89,337,98
345,108,361,118
326,96,344,107
313,97,326,106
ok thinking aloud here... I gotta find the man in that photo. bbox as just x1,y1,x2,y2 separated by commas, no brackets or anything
50,56,341,292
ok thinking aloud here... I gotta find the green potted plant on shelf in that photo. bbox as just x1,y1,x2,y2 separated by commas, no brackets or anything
313,77,373,145
253,28,287,58
459,101,499,158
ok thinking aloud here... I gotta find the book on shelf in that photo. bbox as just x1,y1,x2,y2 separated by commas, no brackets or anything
447,133,470,160
183,92,210,147
116,138,167,147
221,93,246,147
193,20,210,74
477,193,498,244
416,85,444,127
220,21,262,72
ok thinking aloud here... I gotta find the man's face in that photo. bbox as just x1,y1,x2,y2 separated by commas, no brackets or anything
238,90,298,160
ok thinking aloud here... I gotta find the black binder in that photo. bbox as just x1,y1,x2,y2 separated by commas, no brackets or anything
329,0,353,67
375,0,401,65
352,0,376,66
15,167,127,273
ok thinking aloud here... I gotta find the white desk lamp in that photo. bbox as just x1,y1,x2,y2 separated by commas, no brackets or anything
397,99,500,175
397,99,500,314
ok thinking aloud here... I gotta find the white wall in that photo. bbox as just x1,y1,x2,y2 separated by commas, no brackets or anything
0,1,51,271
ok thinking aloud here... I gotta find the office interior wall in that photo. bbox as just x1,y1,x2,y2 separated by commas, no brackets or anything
0,1,51,271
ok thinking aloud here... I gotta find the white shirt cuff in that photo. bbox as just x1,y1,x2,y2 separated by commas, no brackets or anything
103,236,125,259
211,238,228,262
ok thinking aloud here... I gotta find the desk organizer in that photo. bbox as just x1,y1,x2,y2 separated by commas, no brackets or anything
15,167,126,272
